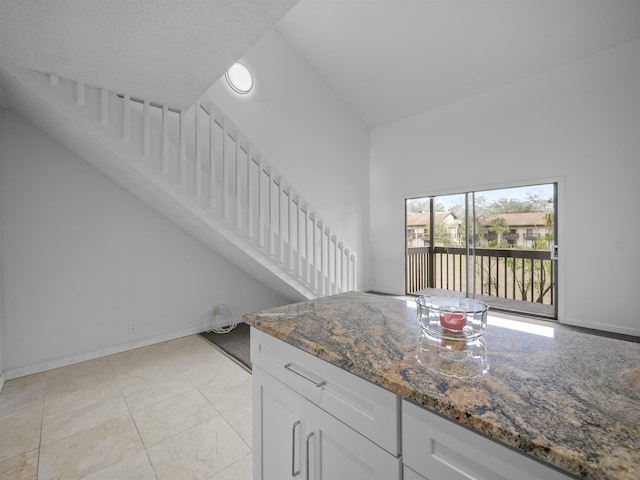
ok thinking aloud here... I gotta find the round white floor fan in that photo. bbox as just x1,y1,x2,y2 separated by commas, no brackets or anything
204,304,237,334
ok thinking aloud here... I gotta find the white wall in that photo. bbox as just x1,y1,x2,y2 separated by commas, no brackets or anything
0,215,4,390
0,108,288,375
207,29,371,291
370,39,640,336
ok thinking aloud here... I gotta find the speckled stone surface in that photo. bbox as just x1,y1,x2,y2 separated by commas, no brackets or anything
244,292,640,480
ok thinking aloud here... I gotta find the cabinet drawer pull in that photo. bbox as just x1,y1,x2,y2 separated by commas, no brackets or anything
284,363,326,388
306,431,315,480
292,420,301,477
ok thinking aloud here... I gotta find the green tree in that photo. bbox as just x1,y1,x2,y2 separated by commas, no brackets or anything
407,199,428,214
484,217,510,247
486,193,553,214
421,220,455,246
481,213,554,303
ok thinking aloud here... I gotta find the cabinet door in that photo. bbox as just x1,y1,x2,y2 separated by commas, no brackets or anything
404,465,428,480
254,363,400,480
254,366,308,480
307,401,401,480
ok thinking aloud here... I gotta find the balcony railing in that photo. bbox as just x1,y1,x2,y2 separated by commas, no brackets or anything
407,246,555,316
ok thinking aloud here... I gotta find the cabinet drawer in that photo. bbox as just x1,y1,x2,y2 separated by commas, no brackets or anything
402,400,575,480
251,327,400,456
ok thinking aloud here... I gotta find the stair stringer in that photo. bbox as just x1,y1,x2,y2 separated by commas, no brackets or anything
0,64,317,302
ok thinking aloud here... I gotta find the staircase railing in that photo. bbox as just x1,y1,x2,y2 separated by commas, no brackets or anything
45,73,357,298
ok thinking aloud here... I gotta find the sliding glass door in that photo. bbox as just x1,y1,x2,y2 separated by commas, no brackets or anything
406,183,557,319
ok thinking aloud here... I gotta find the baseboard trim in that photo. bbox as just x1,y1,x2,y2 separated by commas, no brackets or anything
563,317,640,340
0,371,5,393
4,326,205,380
366,288,404,296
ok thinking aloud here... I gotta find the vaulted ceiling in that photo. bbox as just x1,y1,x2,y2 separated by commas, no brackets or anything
277,0,640,127
1,0,640,128
0,0,298,109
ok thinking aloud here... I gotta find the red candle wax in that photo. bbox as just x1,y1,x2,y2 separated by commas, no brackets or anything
440,312,466,331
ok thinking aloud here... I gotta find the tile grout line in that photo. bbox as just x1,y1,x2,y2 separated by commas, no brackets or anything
124,392,160,480
2,335,253,479
36,389,45,480
206,451,253,480
195,380,253,452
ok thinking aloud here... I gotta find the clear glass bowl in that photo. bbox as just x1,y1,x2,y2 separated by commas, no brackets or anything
416,295,488,340
416,332,489,378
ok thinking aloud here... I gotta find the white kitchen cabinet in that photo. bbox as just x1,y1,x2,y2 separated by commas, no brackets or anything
250,328,399,455
307,395,400,480
254,366,308,479
251,327,577,480
251,328,401,480
403,400,576,480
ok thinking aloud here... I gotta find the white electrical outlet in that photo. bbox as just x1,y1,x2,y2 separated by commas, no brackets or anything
128,322,136,334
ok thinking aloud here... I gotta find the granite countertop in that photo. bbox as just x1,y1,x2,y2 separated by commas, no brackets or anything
244,291,640,480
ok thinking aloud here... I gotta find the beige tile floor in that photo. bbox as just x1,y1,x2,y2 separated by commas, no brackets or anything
0,335,253,480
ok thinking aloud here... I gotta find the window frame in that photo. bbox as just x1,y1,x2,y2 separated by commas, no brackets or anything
405,181,559,320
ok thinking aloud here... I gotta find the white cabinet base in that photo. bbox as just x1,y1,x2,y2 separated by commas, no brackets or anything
253,367,400,480
251,327,575,480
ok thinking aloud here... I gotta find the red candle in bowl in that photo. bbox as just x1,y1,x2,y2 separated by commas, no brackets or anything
440,312,466,331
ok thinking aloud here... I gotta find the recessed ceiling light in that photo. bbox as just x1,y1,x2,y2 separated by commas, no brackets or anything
225,63,253,94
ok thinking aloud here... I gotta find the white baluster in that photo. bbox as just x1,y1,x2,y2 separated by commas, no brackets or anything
245,145,252,238
310,213,317,292
278,177,284,263
303,206,309,285
258,155,267,249
222,119,228,219
287,187,292,271
345,248,351,292
338,242,344,293
235,134,242,229
259,156,266,248
161,105,169,175
317,222,322,295
351,254,357,291
322,226,329,296
195,100,202,199
295,196,301,278
143,100,150,158
328,228,334,295
179,110,186,188
325,229,331,295
209,107,216,210
331,235,338,293
264,166,271,254
253,159,261,246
